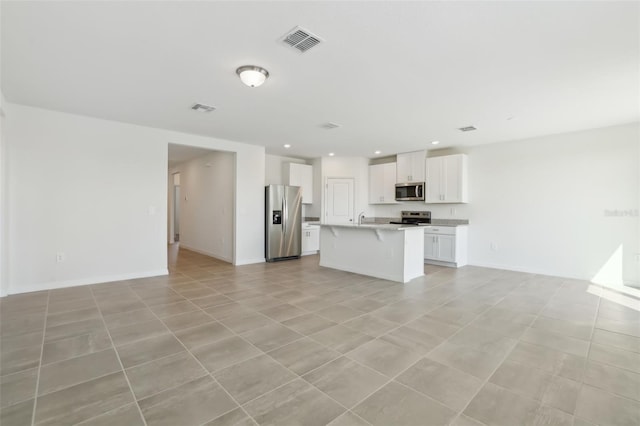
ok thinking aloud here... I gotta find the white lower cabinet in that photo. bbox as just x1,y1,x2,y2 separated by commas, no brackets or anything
424,225,467,267
302,224,320,255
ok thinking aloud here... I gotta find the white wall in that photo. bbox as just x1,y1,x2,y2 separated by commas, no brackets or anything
0,93,8,297
0,0,6,297
6,103,265,294
7,104,168,293
265,154,306,186
171,151,234,262
308,157,323,219
375,123,640,284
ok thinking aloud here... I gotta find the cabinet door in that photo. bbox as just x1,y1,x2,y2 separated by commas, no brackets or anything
436,235,456,262
442,155,459,202
396,153,412,182
410,152,426,182
369,163,397,204
368,164,384,204
289,163,313,204
424,233,437,260
301,230,310,252
425,154,468,204
425,157,442,203
397,151,425,183
308,228,320,251
382,162,397,203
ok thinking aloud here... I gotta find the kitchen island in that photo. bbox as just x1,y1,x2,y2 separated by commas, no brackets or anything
319,224,424,283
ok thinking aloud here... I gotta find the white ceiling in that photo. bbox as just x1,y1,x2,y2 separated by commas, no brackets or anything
2,1,638,159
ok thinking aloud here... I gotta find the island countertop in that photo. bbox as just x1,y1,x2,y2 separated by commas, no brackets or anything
319,223,426,231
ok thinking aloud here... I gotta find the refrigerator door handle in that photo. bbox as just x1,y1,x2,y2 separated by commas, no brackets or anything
282,195,287,237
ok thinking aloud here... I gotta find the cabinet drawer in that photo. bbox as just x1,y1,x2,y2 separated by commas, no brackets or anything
423,226,455,235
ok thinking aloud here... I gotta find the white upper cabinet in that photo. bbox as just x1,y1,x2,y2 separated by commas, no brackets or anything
396,150,426,183
284,163,313,204
425,154,468,203
368,162,398,204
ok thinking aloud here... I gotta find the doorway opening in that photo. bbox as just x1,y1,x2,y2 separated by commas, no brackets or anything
167,143,235,264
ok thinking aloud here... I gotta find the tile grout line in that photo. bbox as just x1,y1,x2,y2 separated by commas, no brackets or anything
19,261,614,426
267,271,508,423
131,276,382,424
128,286,259,426
572,283,603,423
88,286,149,426
48,264,470,417
324,273,517,425
29,290,50,426
170,256,628,419
448,277,575,425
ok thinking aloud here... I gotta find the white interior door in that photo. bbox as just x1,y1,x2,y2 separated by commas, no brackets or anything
325,178,354,225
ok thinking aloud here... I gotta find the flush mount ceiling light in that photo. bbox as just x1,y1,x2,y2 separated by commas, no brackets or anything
283,144,291,148
328,152,335,157
431,141,440,145
236,65,269,88
374,150,381,154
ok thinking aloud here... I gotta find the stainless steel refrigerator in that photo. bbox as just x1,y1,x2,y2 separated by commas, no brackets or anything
265,185,302,262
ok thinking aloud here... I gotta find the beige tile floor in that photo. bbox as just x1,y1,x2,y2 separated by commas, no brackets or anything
1,247,639,425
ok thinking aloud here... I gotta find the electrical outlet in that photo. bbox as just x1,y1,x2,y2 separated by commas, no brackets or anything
450,207,457,216
636,253,640,262
56,252,65,263
490,242,498,252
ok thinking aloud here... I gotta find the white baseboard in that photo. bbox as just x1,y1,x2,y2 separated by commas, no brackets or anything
234,257,266,266
179,244,233,263
466,260,589,280
7,269,169,296
467,261,640,287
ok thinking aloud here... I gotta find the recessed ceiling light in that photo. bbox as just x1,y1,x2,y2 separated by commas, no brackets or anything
328,152,335,157
283,144,291,148
431,141,440,145
374,150,381,155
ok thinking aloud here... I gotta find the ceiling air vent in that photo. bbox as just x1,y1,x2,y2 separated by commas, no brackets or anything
280,26,323,53
320,122,341,129
458,125,477,132
191,103,216,113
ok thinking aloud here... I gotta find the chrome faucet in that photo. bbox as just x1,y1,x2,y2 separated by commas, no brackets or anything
358,211,366,225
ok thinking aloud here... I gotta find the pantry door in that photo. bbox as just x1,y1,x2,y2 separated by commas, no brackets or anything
325,178,354,225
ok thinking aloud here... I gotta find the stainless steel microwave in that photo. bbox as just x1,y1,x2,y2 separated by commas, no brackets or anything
395,182,425,201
